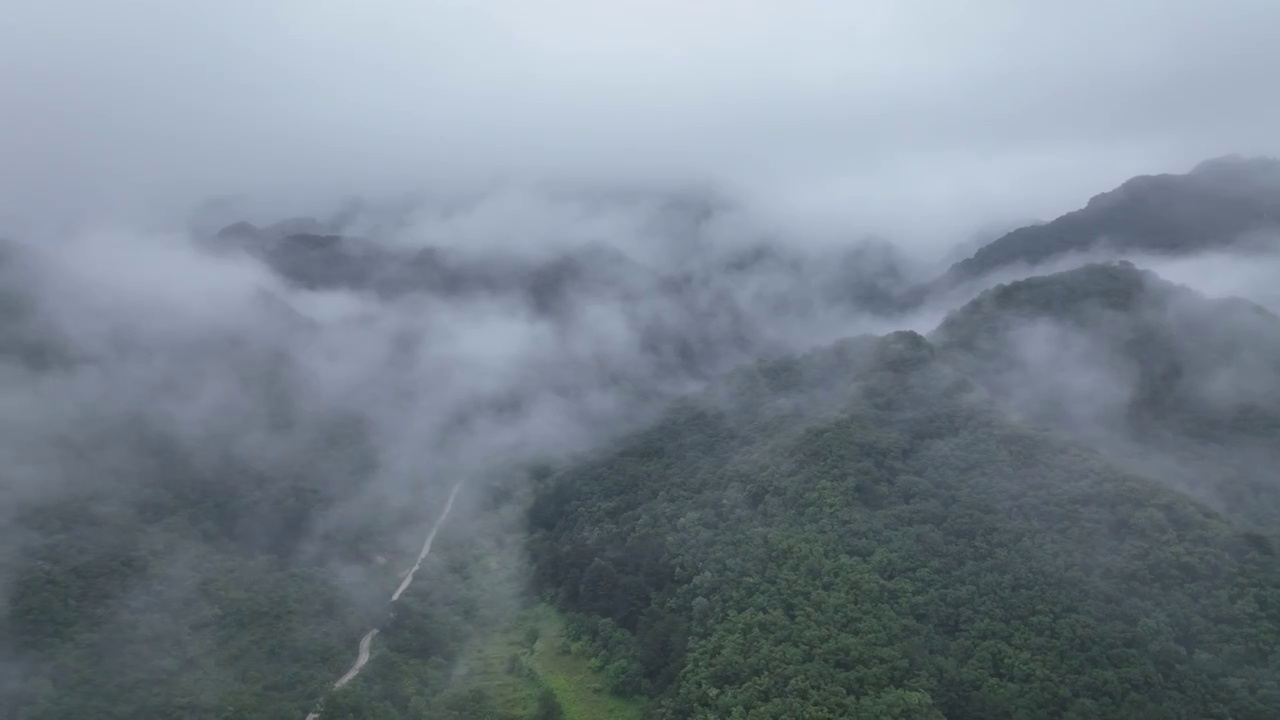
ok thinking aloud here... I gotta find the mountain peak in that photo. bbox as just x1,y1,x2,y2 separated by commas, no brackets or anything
932,261,1151,346
941,156,1280,286
1189,153,1280,179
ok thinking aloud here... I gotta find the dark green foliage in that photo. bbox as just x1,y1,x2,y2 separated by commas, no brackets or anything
532,688,564,720
6,544,364,720
529,329,1280,719
427,687,518,720
932,262,1280,527
8,231,1280,720
1,387,532,720
0,411,404,720
561,614,647,695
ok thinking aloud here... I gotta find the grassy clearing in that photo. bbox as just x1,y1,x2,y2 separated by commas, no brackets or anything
455,603,644,720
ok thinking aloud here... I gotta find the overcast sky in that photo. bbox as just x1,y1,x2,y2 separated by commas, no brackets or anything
4,0,1279,246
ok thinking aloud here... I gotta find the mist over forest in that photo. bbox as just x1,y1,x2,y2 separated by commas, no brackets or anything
4,3,1280,720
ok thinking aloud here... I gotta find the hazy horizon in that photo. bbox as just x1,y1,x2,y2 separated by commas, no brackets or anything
6,1,1280,250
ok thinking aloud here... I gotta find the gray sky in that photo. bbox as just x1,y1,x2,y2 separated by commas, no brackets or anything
4,0,1280,246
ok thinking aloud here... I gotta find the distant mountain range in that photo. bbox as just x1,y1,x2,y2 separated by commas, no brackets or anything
192,156,1280,404
934,155,1280,286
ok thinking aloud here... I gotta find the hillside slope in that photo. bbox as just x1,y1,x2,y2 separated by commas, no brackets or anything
938,155,1280,288
529,270,1280,719
932,262,1280,527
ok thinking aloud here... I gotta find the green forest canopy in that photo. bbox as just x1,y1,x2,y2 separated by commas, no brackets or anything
5,263,1280,719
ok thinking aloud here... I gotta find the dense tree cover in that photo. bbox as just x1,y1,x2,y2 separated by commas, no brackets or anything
1,445,522,720
530,322,1280,718
309,499,570,720
7,235,1280,720
932,262,1280,527
312,564,493,720
0,390,457,720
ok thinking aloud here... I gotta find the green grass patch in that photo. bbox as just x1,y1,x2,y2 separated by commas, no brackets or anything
455,603,644,720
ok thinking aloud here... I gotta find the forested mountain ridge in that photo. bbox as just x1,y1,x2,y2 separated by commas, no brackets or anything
936,155,1280,288
6,187,1280,719
208,198,915,318
0,241,456,718
206,198,918,381
10,0,1280,712
1,385,407,719
931,261,1280,527
528,264,1280,719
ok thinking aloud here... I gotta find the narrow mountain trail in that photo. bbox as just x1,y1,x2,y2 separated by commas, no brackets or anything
334,629,379,689
392,483,461,602
304,482,463,719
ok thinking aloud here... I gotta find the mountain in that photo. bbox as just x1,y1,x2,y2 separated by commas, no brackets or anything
934,155,1280,291
205,213,917,384
528,267,1280,719
932,261,1280,527
7,169,1280,720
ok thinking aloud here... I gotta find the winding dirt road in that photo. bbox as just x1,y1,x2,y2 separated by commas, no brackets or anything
304,482,463,719
392,483,461,602
334,629,379,689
